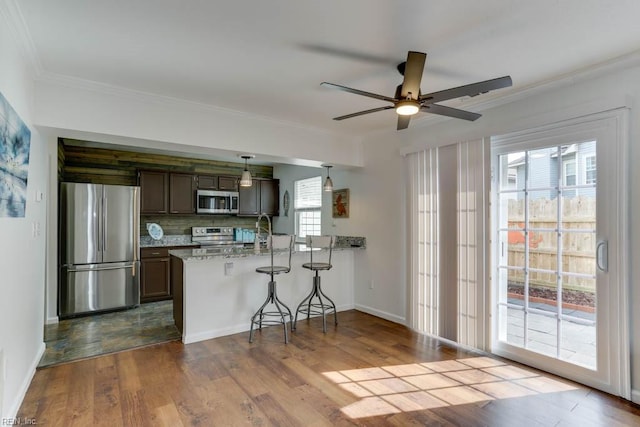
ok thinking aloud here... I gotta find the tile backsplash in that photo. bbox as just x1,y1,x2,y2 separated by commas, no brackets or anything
141,215,262,236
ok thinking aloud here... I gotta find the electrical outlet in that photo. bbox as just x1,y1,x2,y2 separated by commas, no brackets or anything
224,262,234,276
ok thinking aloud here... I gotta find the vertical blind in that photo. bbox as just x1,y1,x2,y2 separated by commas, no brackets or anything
407,139,488,350
294,176,321,208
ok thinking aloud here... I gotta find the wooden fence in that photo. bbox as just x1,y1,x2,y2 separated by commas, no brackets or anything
506,196,596,292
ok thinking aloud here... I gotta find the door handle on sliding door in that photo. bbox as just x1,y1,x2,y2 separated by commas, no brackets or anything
596,240,608,272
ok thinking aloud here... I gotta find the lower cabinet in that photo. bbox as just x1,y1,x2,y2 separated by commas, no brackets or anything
140,246,195,303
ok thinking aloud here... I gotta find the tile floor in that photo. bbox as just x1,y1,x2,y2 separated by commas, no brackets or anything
506,304,596,368
39,300,180,368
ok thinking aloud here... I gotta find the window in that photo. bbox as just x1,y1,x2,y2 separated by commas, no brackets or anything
585,155,596,184
563,158,576,186
294,176,321,242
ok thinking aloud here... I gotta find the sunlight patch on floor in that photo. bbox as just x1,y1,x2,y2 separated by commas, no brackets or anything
323,356,578,419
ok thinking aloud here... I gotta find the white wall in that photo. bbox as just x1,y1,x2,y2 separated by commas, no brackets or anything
34,77,363,168
273,135,407,324
0,5,48,418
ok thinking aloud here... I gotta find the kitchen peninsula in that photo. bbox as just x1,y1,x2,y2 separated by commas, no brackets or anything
170,238,365,344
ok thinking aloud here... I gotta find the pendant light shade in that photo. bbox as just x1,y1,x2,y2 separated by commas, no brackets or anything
323,165,334,192
239,155,254,187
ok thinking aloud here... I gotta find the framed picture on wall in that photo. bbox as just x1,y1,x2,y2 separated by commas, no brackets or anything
0,91,31,218
332,188,349,218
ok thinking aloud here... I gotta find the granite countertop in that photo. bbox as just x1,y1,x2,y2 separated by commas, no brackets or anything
143,234,366,252
170,242,365,262
140,235,199,248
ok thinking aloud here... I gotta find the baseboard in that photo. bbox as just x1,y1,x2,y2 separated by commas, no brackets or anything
45,316,59,325
183,304,355,344
354,304,406,325
183,323,249,344
631,388,640,405
6,342,45,419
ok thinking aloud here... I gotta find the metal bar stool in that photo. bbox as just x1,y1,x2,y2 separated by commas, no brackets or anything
293,235,337,333
249,235,294,343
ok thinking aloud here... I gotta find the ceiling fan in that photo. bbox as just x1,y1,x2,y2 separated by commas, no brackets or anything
321,51,512,130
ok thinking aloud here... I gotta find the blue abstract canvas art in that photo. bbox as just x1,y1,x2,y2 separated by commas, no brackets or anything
0,92,31,217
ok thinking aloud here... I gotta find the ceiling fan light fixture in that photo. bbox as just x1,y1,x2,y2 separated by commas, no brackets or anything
395,100,420,116
239,154,255,187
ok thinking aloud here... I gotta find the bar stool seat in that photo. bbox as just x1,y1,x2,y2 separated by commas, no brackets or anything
256,266,291,274
301,262,331,270
294,235,337,333
249,235,294,344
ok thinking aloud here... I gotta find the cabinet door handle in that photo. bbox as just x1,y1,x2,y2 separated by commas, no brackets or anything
151,252,161,255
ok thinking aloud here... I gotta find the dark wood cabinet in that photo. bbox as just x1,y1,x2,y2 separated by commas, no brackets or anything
169,173,196,214
139,171,168,214
218,176,238,191
260,179,279,216
197,174,238,191
197,175,217,190
140,247,170,303
140,245,195,303
238,178,279,216
238,182,260,216
139,170,195,215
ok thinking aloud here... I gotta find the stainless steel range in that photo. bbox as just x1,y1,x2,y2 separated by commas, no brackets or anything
191,226,241,247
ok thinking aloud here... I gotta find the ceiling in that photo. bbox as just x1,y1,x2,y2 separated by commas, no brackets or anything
15,0,640,136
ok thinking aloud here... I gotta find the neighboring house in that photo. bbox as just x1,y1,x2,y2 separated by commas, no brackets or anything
507,142,596,200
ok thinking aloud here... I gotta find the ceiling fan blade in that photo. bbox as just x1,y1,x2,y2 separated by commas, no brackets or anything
333,106,395,121
400,51,427,100
422,104,481,121
321,82,396,103
419,76,512,104
397,115,411,130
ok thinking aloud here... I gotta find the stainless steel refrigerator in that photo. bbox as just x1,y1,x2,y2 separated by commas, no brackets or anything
59,182,140,317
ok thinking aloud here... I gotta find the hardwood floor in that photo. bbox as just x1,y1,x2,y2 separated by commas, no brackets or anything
19,310,640,426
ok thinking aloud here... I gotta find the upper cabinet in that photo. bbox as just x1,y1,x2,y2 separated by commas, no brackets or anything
259,179,279,216
139,170,168,214
140,170,273,216
169,173,196,214
197,175,217,190
196,174,238,191
238,178,279,216
139,170,196,214
218,176,239,191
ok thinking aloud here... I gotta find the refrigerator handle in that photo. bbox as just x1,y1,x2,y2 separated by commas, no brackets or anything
103,193,108,252
133,189,140,261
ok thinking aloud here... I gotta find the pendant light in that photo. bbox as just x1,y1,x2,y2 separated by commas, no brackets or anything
239,155,255,187
323,164,334,192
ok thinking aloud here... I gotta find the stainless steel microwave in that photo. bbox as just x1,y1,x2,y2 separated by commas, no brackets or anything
196,190,239,214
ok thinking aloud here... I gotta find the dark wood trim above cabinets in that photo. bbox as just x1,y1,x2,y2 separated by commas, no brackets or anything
139,170,196,215
237,178,279,217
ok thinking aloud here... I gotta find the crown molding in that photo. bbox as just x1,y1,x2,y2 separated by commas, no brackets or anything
36,71,357,141
0,0,44,77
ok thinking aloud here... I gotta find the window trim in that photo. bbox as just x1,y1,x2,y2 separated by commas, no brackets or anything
563,157,576,186
584,154,596,185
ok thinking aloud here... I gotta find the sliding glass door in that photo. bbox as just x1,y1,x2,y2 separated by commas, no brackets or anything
491,112,629,397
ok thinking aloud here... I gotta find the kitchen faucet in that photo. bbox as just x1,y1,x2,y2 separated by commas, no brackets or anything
254,213,272,252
